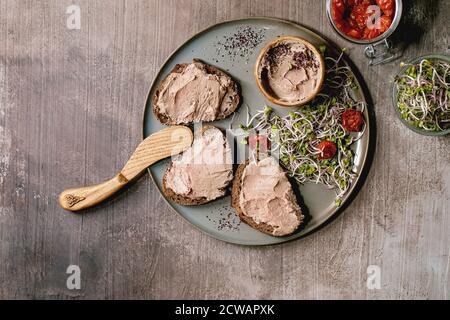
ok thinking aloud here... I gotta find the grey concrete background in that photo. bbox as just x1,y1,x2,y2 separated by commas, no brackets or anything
0,0,449,299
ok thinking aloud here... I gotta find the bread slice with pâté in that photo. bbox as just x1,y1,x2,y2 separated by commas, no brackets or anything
231,158,304,237
153,59,241,125
162,125,233,205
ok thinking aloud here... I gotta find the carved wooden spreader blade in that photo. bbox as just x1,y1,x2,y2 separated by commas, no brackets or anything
59,126,193,212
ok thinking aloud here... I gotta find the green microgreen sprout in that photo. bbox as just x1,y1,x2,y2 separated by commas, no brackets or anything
238,51,368,204
395,58,450,132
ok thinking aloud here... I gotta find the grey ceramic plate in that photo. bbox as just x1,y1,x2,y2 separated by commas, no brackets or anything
143,17,371,245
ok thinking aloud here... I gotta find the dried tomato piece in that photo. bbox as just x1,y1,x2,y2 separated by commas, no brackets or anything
348,16,359,29
341,109,365,132
351,2,371,30
379,15,392,33
347,27,363,39
363,26,381,39
347,0,371,5
333,15,350,35
317,141,338,160
331,0,346,21
334,18,346,31
375,0,395,17
346,0,358,6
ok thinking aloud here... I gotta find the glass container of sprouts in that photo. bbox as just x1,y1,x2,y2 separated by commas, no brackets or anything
392,54,450,136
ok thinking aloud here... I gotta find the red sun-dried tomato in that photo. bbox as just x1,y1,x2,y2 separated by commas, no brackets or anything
347,27,363,39
376,0,395,17
347,0,370,6
351,2,371,30
331,0,346,21
317,141,338,160
363,27,381,39
341,109,365,132
379,15,393,33
334,18,349,32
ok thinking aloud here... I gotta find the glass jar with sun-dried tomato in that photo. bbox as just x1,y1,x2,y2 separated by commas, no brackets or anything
326,0,403,66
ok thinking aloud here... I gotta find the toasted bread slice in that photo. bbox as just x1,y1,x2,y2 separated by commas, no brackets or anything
231,158,304,236
153,59,241,125
162,125,233,205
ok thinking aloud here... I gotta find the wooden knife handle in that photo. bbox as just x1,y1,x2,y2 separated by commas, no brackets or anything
59,173,129,212
59,126,193,212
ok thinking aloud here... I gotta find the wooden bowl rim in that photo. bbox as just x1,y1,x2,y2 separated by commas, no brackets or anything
254,35,325,107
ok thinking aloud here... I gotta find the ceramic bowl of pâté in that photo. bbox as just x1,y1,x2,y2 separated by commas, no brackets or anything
255,36,325,107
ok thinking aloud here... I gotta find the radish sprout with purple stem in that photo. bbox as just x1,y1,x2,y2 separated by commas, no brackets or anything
395,58,450,131
239,50,366,206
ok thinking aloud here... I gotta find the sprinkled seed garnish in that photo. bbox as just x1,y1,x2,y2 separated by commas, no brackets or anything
207,205,241,231
292,48,319,71
213,26,266,63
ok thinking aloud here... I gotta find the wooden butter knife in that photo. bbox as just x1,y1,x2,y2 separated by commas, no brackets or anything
59,125,193,212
